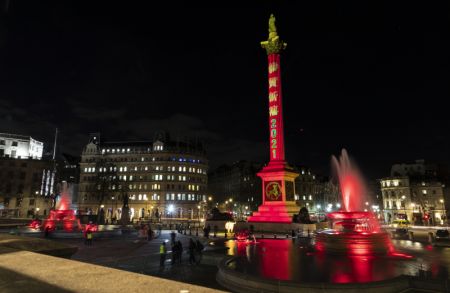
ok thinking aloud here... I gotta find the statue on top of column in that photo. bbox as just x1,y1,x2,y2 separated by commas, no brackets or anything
261,13,287,55
268,14,279,42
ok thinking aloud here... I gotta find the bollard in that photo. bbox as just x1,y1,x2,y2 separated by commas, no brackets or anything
261,234,264,239
409,231,414,241
286,234,289,238
274,234,277,239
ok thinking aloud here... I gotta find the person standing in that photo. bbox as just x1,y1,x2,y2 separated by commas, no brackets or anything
159,242,167,267
177,240,183,263
188,238,196,265
147,226,153,241
86,229,93,246
195,239,204,264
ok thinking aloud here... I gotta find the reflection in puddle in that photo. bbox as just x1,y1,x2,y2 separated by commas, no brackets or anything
223,239,449,283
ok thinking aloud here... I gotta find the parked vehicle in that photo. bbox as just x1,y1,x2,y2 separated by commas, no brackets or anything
434,229,450,247
392,219,410,228
392,228,409,240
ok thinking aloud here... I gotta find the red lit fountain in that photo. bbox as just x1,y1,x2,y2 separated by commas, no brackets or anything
315,149,393,255
40,182,83,233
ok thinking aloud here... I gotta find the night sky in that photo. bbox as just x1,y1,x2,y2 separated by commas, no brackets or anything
0,1,449,179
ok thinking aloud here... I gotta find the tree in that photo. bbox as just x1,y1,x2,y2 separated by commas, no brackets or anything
94,161,119,224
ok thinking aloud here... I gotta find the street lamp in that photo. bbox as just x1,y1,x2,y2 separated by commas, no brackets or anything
439,199,445,225
401,195,406,220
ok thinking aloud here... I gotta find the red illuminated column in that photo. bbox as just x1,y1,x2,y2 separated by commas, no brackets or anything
267,53,285,163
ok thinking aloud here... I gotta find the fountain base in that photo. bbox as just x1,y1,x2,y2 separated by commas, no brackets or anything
315,230,392,255
315,211,392,255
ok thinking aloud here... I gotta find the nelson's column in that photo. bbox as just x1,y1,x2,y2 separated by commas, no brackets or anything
248,14,300,227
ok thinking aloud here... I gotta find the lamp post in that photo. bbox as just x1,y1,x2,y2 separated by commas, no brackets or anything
439,199,445,225
401,195,407,221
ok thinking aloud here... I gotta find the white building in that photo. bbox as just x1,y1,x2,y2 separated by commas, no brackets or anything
0,133,43,160
380,176,446,225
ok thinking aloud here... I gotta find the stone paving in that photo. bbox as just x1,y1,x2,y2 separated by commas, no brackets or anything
53,230,226,291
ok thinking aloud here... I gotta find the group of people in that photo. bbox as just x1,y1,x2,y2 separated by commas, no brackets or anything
159,235,204,268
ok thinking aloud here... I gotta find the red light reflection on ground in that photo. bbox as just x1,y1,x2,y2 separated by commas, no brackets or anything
257,239,290,280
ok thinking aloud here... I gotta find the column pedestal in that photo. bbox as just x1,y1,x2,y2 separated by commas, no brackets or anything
248,161,299,224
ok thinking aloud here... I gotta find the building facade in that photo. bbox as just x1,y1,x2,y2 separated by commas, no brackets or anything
208,161,263,214
78,133,208,221
381,174,446,225
0,133,44,160
0,157,54,217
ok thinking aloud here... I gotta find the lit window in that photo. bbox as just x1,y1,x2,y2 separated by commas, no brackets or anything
127,148,130,152
84,168,87,172
102,149,105,154
308,195,312,200
303,196,306,200
145,166,148,171
393,180,399,187
120,167,123,172
112,149,115,153
138,194,142,200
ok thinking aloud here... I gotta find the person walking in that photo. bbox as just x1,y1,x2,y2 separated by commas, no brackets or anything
159,242,167,267
188,238,196,265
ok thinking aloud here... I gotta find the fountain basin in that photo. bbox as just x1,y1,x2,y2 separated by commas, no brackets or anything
315,230,392,255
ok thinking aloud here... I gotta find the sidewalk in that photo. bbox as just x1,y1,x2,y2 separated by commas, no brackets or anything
52,230,225,291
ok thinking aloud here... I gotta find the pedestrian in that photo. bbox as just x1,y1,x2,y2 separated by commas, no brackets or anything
188,238,196,265
171,241,178,265
147,226,153,241
177,240,183,263
44,226,50,238
170,230,176,244
195,239,204,264
159,242,167,267
86,229,93,246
